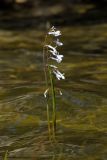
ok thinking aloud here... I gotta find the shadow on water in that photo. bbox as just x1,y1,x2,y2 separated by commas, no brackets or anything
0,9,107,160
1,2,107,31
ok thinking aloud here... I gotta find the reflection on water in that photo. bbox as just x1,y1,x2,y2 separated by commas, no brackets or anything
0,22,107,160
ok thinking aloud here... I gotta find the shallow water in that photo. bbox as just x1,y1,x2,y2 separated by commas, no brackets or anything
0,22,107,160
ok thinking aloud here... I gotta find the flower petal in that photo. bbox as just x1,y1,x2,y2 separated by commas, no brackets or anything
46,45,58,55
49,65,58,69
48,27,61,37
44,88,49,98
55,39,63,46
53,69,65,80
50,54,63,63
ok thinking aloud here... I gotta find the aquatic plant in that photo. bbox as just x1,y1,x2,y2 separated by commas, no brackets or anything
43,26,65,139
3,150,8,160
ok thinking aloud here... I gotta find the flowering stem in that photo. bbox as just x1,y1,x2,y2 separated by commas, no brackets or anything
43,26,64,140
49,67,56,138
43,34,51,140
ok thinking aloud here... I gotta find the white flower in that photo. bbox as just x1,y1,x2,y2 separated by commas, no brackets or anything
49,65,58,69
59,90,62,95
53,69,65,80
55,39,63,46
44,88,49,98
46,45,57,55
48,26,61,37
50,54,63,63
48,30,61,37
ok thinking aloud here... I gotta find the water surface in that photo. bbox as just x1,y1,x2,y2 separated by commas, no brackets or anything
0,22,107,160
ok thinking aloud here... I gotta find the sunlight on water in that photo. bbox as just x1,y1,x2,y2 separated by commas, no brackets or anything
0,23,107,160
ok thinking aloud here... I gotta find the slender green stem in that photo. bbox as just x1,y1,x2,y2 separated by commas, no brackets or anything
46,103,51,139
3,150,8,160
49,68,56,138
43,34,48,87
43,30,57,140
43,34,51,139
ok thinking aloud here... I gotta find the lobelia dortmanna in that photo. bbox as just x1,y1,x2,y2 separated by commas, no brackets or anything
43,26,65,140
